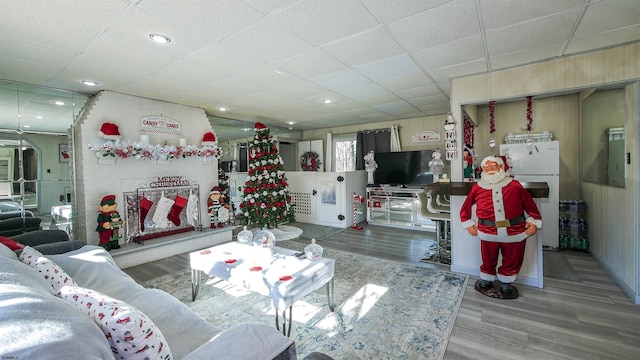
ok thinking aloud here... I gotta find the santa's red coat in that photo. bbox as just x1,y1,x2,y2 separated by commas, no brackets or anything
460,177,542,243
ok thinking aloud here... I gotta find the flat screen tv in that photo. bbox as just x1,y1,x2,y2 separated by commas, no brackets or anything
372,150,434,186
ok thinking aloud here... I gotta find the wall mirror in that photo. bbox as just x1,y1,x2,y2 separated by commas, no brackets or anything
0,79,88,233
581,87,626,188
0,79,303,234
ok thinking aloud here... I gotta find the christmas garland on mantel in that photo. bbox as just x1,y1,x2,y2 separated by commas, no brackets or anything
300,151,321,171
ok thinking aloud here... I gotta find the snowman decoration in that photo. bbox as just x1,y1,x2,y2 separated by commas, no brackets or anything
428,148,445,183
364,150,378,184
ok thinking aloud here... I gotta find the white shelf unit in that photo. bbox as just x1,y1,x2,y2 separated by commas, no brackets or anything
366,187,436,231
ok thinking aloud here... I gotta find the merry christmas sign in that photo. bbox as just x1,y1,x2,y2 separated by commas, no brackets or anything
140,115,181,134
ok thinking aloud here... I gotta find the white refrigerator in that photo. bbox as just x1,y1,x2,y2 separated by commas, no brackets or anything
500,141,559,249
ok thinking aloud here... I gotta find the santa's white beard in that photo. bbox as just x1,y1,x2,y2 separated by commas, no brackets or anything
481,169,507,184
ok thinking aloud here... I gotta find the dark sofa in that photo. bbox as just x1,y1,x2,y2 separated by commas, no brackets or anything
0,217,42,237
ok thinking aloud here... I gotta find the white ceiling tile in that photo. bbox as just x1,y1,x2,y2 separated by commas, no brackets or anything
104,6,214,57
565,26,640,55
412,35,485,71
83,36,176,71
360,0,450,23
355,54,423,81
54,56,148,89
427,59,488,83
322,28,405,67
272,0,380,46
335,83,390,101
221,19,315,63
378,73,435,92
0,0,129,51
137,0,264,40
485,10,581,56
274,49,348,78
387,0,480,52
575,0,640,35
241,0,301,15
273,81,329,98
311,69,371,91
479,0,584,31
490,43,564,70
149,62,228,86
0,57,60,86
372,100,418,115
235,65,300,88
184,43,265,76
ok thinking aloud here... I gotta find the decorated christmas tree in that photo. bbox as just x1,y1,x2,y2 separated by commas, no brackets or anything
238,122,295,229
217,165,234,221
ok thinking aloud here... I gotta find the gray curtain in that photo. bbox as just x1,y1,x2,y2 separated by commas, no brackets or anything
356,129,391,170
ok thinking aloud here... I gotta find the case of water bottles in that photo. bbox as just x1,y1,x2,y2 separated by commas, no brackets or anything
559,200,588,252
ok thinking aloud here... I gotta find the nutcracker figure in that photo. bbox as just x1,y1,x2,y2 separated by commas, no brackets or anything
95,195,123,251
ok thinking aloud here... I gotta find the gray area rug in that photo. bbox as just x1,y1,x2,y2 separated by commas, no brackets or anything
143,241,468,359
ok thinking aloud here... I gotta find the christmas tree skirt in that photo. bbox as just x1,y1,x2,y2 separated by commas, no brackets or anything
250,225,303,242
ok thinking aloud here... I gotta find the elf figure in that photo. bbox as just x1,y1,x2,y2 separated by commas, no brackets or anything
96,195,123,251
208,187,227,228
463,144,475,180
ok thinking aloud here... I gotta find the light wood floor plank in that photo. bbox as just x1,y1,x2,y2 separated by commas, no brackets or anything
122,222,640,359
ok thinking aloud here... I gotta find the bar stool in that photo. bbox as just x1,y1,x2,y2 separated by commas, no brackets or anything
417,190,451,263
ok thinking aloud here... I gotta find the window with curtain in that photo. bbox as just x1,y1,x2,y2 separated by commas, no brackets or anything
356,129,391,170
333,134,357,171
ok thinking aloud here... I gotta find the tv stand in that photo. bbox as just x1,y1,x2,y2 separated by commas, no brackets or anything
366,186,436,231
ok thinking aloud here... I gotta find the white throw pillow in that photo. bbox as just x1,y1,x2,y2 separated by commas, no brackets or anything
19,246,77,291
57,285,172,360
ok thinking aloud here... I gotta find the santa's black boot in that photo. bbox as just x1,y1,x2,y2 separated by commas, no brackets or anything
500,283,514,295
478,279,493,289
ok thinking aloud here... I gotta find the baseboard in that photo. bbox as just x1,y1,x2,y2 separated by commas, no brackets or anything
590,252,639,305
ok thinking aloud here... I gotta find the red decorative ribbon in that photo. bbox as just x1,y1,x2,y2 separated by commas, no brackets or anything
526,96,533,131
463,114,474,147
488,101,496,134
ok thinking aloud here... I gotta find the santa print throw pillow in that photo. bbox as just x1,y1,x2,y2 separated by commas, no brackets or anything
57,285,172,360
18,246,77,292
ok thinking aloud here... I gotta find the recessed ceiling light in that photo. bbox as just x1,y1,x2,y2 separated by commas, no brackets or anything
23,125,31,128
218,107,228,112
35,115,44,119
81,80,99,86
322,98,334,104
149,34,171,44
287,121,295,125
53,100,67,106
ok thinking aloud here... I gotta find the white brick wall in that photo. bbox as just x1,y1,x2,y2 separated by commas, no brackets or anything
73,91,218,245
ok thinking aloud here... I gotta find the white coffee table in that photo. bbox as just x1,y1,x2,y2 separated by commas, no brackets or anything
190,241,335,336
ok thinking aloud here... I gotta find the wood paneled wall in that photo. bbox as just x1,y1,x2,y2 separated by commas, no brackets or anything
451,42,639,304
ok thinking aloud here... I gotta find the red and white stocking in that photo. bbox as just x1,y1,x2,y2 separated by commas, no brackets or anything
167,195,188,226
139,196,153,232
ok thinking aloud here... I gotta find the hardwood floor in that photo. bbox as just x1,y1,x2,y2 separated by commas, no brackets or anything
123,223,640,360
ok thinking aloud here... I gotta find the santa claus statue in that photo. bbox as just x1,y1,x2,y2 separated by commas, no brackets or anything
459,156,542,299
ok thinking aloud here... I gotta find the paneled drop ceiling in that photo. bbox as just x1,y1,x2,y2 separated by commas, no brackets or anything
1,0,639,133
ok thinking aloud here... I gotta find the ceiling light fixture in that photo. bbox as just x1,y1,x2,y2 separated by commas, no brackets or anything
53,100,66,106
322,98,334,104
81,80,99,86
149,33,171,44
218,107,228,112
35,115,44,119
287,121,295,125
